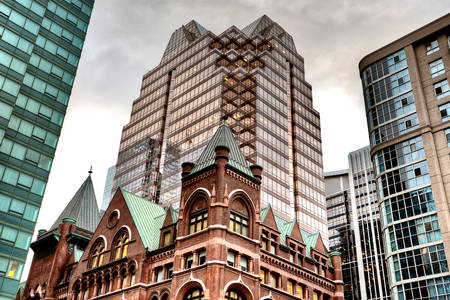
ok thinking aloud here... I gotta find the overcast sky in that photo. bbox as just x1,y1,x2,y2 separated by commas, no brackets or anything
21,0,450,279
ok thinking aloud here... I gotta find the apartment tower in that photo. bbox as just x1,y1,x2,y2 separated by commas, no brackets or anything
112,16,328,242
0,0,94,297
359,14,450,299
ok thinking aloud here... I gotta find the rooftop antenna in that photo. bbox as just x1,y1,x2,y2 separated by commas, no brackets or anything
88,166,93,175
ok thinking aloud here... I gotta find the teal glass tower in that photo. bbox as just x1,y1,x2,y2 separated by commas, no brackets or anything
0,0,93,297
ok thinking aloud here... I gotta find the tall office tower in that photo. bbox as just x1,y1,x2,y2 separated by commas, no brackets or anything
348,147,390,300
100,165,115,212
112,15,328,242
0,0,94,297
359,14,450,299
325,169,360,300
325,148,390,300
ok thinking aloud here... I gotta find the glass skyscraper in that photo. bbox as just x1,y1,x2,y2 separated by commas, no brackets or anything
100,164,115,212
112,15,329,243
0,0,93,297
348,147,390,300
325,147,391,300
359,14,450,299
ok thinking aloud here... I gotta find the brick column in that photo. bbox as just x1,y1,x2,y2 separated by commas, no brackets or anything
236,253,241,269
193,251,199,267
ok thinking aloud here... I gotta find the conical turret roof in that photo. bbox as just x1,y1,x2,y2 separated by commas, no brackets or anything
188,122,254,179
50,175,101,233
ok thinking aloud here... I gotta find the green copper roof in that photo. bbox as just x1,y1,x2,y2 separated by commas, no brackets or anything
301,229,320,258
260,204,323,258
260,205,270,223
121,188,166,251
278,218,296,246
50,175,101,233
168,206,179,223
189,123,254,179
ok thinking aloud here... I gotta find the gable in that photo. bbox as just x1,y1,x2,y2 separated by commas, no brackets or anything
314,233,327,254
289,222,304,244
261,206,278,231
75,188,146,268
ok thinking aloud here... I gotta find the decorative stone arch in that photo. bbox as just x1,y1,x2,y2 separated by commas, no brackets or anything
175,275,207,300
160,288,170,300
127,259,138,271
148,290,159,300
182,189,211,236
228,189,256,238
224,276,254,300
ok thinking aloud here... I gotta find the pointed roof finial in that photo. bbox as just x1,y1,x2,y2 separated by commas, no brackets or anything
88,166,93,175
222,115,228,123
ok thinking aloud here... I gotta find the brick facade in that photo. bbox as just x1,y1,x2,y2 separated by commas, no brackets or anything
22,124,344,300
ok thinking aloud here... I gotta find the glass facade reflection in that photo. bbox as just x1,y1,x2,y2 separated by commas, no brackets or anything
0,0,94,297
112,16,328,243
360,17,450,299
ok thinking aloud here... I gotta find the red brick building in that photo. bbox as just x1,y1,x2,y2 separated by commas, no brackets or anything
21,124,344,300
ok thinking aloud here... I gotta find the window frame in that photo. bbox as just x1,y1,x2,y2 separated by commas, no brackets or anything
188,209,208,234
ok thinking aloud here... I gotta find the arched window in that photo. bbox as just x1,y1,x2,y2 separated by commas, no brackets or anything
89,238,106,269
184,288,204,300
229,197,250,237
161,294,169,300
96,277,102,296
113,230,129,260
81,282,88,300
225,290,245,300
104,274,110,293
72,283,80,300
187,196,208,234
129,265,136,286
120,269,127,289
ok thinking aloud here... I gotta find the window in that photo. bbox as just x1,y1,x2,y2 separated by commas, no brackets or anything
130,266,136,285
270,236,276,254
445,128,450,146
186,254,193,269
240,256,248,271
439,102,450,122
198,250,206,265
113,230,129,260
90,239,105,269
163,231,171,246
227,251,235,267
426,40,440,55
297,285,304,298
156,268,163,282
261,239,267,251
270,273,278,288
434,80,450,99
225,290,245,300
260,269,266,283
289,252,294,263
229,211,249,236
189,209,208,234
287,280,294,294
314,264,319,273
313,291,319,300
184,288,204,300
429,59,445,77
167,264,173,279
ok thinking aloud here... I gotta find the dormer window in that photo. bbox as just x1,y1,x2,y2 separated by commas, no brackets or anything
189,209,208,234
163,231,171,246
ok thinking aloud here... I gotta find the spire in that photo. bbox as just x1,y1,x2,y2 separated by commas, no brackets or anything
187,122,254,179
49,175,101,233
